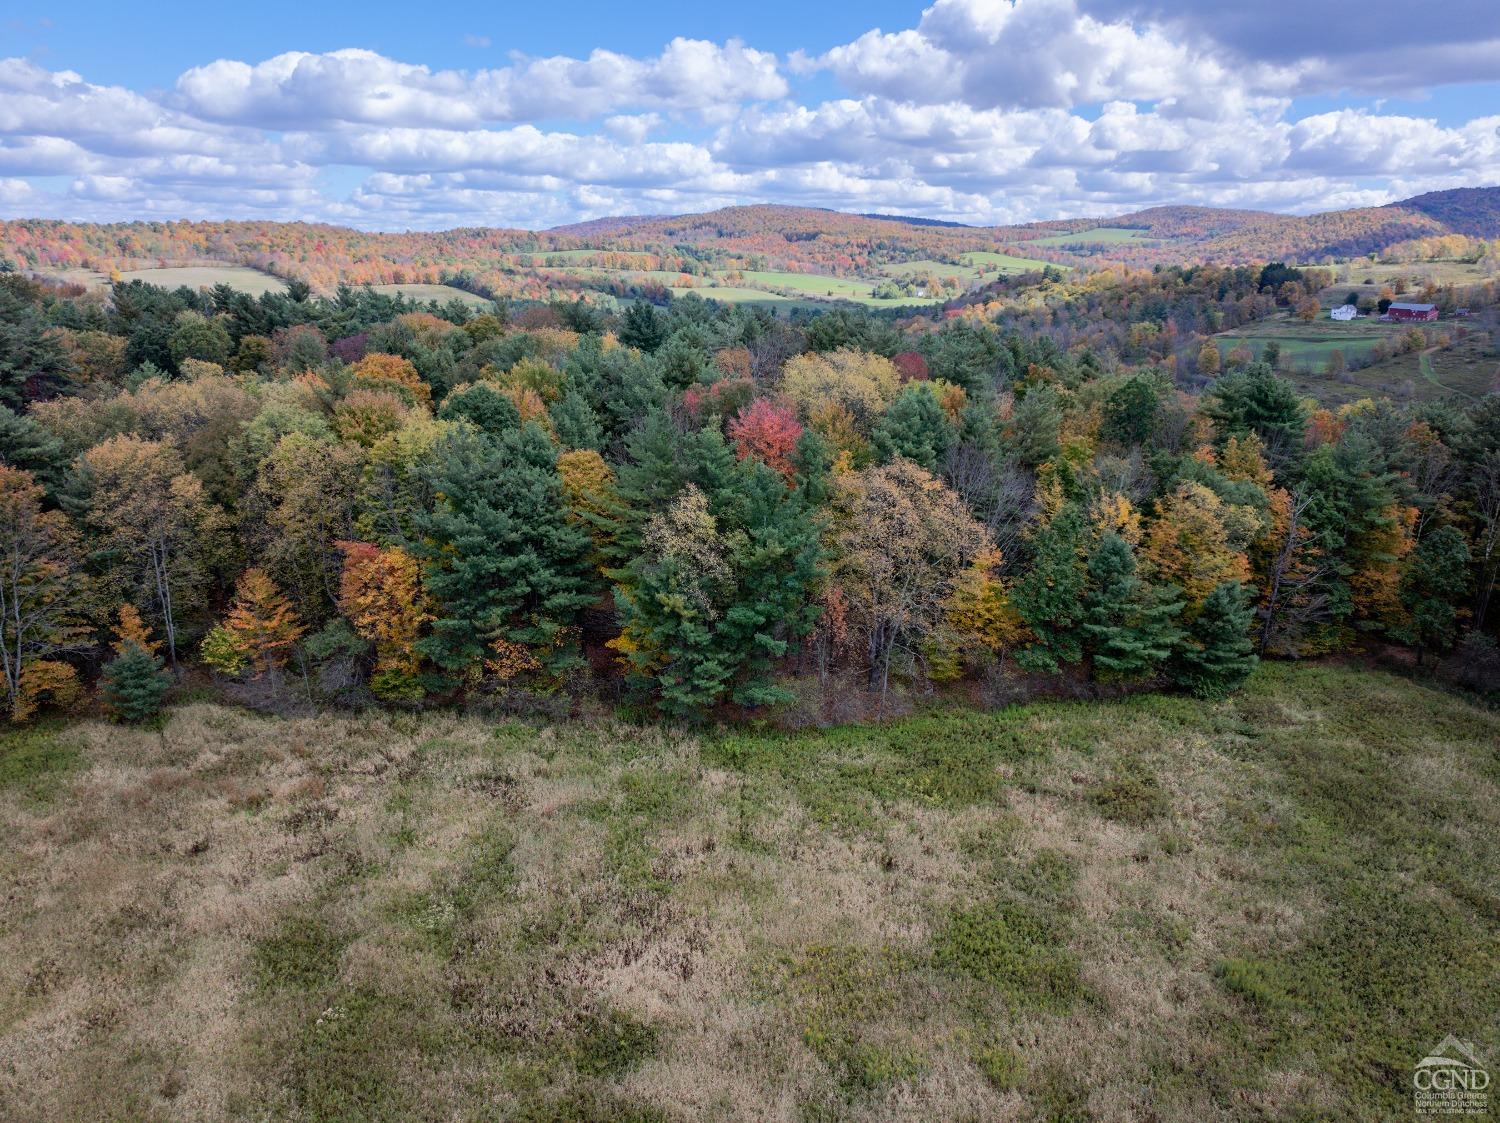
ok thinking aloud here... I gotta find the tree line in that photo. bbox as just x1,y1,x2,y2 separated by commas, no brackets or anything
2,270,1497,723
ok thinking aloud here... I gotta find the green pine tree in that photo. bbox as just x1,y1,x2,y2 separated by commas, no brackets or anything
1080,533,1182,681
0,404,70,496
415,423,597,676
101,642,171,722
1171,581,1257,697
619,301,666,353
1204,362,1306,465
871,384,954,470
1396,525,1471,664
549,389,603,451
1012,505,1088,673
613,450,823,719
437,381,521,438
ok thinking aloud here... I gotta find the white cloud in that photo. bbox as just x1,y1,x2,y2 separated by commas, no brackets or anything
0,5,1495,233
174,40,787,129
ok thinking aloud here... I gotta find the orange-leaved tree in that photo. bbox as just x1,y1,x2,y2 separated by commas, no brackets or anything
220,569,306,674
111,604,161,657
336,541,429,697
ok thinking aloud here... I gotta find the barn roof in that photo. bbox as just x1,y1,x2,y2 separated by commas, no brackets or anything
1389,302,1436,312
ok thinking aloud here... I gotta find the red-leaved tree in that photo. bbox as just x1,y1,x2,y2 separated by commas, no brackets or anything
727,397,803,481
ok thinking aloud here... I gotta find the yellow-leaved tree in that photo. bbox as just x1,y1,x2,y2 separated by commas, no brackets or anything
1141,482,1252,612
336,541,429,699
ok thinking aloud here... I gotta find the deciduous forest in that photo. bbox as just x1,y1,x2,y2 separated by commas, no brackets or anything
3,250,1497,727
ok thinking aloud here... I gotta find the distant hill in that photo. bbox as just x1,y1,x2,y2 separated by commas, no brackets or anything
856,212,972,228
3,189,1494,299
1385,187,1500,237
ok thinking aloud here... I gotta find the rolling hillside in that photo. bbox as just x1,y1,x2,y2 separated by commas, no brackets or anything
2,189,1495,306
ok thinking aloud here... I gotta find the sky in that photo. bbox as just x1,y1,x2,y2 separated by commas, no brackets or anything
1,0,1498,230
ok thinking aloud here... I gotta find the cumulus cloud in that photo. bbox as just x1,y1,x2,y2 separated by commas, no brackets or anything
1079,0,1500,90
812,0,1293,112
174,40,787,129
0,4,1496,230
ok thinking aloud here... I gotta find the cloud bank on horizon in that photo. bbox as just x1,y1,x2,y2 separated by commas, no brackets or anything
1,0,1498,230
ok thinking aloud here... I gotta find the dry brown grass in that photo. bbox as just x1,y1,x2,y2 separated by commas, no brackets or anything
1,664,1497,1121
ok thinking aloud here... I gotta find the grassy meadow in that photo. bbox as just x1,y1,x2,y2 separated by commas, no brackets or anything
52,265,289,297
366,284,496,308
2,663,1497,1122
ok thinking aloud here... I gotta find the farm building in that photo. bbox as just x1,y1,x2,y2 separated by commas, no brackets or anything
1330,304,1358,321
1384,302,1438,322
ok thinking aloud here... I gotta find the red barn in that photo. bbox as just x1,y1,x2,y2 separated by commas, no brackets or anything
1386,302,1438,322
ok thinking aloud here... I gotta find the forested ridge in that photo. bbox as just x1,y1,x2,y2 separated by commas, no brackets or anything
2,260,1498,726
3,188,1497,299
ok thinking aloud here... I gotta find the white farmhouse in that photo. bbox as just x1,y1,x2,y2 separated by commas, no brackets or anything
1330,304,1359,321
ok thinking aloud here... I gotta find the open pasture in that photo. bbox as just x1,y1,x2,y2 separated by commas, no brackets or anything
2,664,1496,1122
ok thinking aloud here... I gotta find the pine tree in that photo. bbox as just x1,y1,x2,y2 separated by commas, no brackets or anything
415,424,596,676
1171,581,1257,697
437,381,521,438
1204,362,1306,466
1080,533,1182,682
1396,525,1471,664
549,389,603,451
1012,505,1088,673
619,301,666,353
101,643,170,722
871,384,954,470
0,405,69,496
613,454,824,719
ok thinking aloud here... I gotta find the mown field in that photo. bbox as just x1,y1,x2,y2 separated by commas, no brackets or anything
2,663,1496,1122
366,283,495,308
1213,316,1408,369
52,265,289,296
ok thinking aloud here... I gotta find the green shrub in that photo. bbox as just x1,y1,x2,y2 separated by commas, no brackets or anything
100,643,170,722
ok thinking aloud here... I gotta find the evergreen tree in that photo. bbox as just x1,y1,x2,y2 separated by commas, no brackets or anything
0,277,75,407
1396,525,1471,663
619,301,667,353
100,642,170,722
871,384,954,470
437,381,521,438
549,389,603,450
614,456,823,719
1204,362,1306,466
1080,533,1182,681
1171,581,1257,697
415,424,596,675
0,404,69,497
1012,505,1088,673
917,318,1006,395
1101,371,1165,447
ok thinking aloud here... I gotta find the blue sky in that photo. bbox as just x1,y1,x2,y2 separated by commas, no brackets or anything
1,0,1497,229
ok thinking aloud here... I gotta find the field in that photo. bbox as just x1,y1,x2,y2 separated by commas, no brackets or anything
1292,331,1500,405
1025,227,1150,247
1214,316,1406,367
1215,314,1497,405
51,265,288,296
1315,260,1491,309
366,284,496,308
2,663,1496,1122
957,252,1058,274
668,285,819,309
